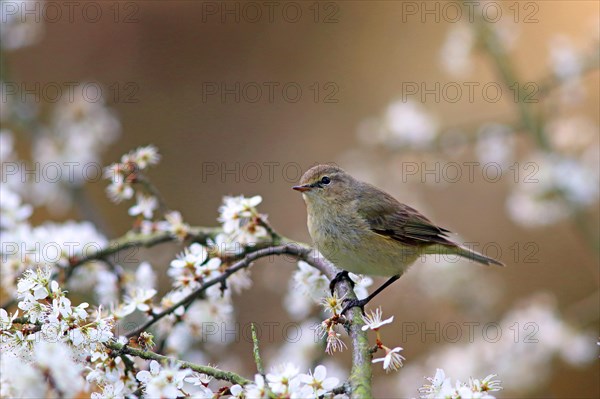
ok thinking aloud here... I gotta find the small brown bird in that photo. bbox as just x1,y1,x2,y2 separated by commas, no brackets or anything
293,164,503,313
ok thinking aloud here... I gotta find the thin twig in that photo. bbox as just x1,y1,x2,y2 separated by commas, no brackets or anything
136,174,169,214
250,323,265,375
66,227,220,275
125,244,308,339
105,340,251,385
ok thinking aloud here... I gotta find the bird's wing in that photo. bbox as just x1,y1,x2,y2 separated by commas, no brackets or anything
356,185,454,247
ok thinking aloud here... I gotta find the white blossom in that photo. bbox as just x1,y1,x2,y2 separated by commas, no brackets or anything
128,194,158,219
349,273,373,300
229,384,244,398
158,211,190,240
195,257,222,281
266,362,300,395
361,307,394,331
244,374,268,398
185,371,213,386
0,354,47,398
106,176,134,203
548,35,582,81
0,0,44,50
132,145,161,169
373,346,404,372
507,152,599,227
0,129,15,162
123,287,157,313
419,368,502,399
0,308,18,331
475,124,515,168
33,340,85,397
325,329,347,355
1,220,107,272
28,91,121,213
382,100,438,149
135,261,157,291
137,360,190,399
207,233,244,257
284,261,329,317
320,292,345,315
218,195,268,245
440,24,474,76
91,381,125,399
298,365,339,397
0,186,32,230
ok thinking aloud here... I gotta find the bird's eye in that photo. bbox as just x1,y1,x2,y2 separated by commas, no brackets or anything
321,176,331,185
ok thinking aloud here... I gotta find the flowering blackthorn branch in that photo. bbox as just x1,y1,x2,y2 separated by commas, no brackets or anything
292,247,373,398
101,233,373,397
4,214,373,396
125,244,307,339
105,340,251,386
65,226,221,275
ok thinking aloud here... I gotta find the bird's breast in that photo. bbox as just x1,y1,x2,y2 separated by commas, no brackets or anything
306,201,417,276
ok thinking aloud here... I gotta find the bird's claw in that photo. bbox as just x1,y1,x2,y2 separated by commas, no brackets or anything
341,298,368,316
329,271,355,295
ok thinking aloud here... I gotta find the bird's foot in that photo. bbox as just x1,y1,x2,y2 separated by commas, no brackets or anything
329,270,354,295
341,297,368,316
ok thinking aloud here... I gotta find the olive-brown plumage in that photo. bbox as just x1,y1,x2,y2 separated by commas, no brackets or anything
293,164,503,312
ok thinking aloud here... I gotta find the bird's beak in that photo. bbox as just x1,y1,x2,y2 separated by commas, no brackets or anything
292,185,311,192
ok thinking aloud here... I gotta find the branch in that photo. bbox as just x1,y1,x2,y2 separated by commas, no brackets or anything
125,244,307,338
105,340,251,386
66,227,221,275
135,174,169,214
250,323,265,375
294,249,373,398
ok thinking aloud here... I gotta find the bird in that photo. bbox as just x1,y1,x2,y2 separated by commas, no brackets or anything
292,164,503,314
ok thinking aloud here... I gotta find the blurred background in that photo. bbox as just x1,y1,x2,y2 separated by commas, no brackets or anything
1,0,599,397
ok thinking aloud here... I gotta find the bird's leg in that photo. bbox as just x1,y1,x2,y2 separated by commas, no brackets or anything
329,270,354,295
341,274,401,315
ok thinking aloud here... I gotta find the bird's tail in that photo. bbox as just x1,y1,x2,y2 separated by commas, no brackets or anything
422,244,504,266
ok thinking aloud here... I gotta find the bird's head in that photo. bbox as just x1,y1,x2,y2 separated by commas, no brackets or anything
292,164,354,204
